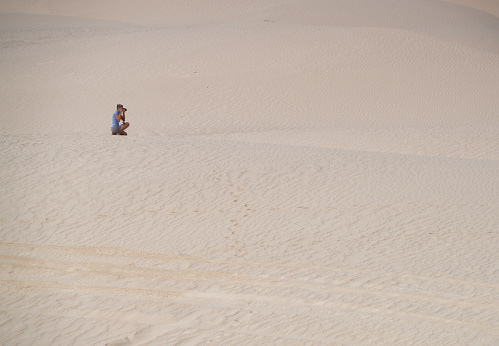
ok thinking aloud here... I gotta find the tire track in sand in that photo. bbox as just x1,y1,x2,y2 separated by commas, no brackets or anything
1,241,498,336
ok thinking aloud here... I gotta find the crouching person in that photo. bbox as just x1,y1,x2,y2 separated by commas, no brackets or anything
111,104,129,135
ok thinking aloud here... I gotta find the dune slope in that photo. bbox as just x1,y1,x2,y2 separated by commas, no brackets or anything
1,0,498,345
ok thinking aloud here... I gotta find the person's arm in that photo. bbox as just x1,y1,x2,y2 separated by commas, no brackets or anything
121,110,126,123
115,111,121,124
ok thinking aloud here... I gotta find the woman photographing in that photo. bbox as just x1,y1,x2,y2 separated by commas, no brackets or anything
111,104,130,135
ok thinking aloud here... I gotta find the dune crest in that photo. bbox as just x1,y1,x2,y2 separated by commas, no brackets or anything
443,0,499,18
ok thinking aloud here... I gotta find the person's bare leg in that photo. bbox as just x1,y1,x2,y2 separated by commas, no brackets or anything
118,122,129,135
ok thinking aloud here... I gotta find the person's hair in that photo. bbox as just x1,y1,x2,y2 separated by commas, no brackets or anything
117,104,123,109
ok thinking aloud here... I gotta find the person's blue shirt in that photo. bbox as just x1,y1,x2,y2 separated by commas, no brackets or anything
112,111,120,127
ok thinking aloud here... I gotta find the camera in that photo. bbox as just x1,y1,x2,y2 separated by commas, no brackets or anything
123,108,127,111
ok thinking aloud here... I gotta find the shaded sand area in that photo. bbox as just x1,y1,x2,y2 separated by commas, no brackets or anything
1,1,498,344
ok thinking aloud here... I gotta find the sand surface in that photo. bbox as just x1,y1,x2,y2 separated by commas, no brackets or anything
1,0,498,345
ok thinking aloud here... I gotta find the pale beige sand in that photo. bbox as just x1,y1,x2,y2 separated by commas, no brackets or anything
443,0,499,18
1,1,498,345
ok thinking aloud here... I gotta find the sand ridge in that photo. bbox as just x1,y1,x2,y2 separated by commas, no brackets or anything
443,0,499,18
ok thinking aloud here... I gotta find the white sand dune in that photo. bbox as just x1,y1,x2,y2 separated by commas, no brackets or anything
443,0,499,18
1,0,498,345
